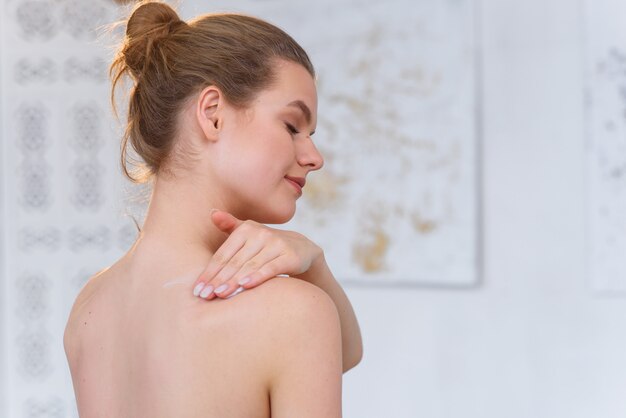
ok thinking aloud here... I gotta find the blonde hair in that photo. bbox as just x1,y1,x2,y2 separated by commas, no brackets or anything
110,1,314,183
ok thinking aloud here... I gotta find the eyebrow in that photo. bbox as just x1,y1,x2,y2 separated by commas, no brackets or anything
287,100,315,135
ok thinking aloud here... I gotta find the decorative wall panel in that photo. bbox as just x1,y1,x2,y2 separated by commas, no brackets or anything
0,1,135,416
187,0,481,286
584,0,626,293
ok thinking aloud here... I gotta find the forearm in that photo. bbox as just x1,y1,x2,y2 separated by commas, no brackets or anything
295,253,363,372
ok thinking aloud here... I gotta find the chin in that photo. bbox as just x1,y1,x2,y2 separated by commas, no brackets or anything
255,203,296,224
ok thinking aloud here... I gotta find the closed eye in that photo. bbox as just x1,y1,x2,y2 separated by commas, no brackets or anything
285,123,300,135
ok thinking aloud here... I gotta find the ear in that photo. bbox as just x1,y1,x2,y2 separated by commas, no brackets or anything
196,85,223,142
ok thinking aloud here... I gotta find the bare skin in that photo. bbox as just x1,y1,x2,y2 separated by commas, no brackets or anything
63,60,351,417
192,209,363,372
64,248,342,417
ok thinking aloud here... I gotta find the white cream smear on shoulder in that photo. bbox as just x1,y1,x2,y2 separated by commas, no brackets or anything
162,275,197,288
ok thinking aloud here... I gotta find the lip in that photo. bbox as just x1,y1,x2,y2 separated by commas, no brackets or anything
285,175,306,188
284,175,305,195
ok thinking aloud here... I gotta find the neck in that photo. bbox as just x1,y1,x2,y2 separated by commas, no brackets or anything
128,173,228,273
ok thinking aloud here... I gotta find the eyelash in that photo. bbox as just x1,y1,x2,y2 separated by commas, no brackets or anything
285,123,300,136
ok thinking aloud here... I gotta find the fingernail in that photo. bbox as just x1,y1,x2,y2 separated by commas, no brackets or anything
226,286,245,299
214,284,228,294
193,282,206,297
200,285,214,298
238,277,251,286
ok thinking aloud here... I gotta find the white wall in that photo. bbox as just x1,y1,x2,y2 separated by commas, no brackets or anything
342,1,626,417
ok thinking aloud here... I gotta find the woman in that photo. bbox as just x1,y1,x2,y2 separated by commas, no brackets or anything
63,1,363,417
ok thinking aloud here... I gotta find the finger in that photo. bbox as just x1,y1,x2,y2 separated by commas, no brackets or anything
194,211,246,290
210,246,281,299
211,210,244,235
233,253,291,290
193,232,247,295
203,240,267,300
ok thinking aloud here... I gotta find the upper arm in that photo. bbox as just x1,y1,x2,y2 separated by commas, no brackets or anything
263,279,343,418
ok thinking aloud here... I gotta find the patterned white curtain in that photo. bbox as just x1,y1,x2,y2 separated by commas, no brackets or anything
0,1,140,416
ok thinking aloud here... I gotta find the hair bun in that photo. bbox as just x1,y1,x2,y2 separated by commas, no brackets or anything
122,1,185,78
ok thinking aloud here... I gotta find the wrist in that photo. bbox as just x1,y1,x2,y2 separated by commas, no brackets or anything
295,247,327,284
310,245,325,269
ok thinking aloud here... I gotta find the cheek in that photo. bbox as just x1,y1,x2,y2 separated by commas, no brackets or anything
216,122,295,197
223,144,286,196
241,130,294,178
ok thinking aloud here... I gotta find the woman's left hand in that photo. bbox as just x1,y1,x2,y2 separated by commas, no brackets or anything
192,210,323,300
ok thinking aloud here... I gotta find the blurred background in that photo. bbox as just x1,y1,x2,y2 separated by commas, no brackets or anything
1,0,625,417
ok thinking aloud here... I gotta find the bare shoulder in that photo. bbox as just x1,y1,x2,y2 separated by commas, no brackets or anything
255,277,339,315
63,265,117,359
232,277,341,339
253,276,342,364
175,277,343,417
194,276,342,384
66,266,112,316
195,277,340,343
239,278,344,417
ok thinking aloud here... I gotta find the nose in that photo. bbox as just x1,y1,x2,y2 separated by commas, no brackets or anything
297,137,324,171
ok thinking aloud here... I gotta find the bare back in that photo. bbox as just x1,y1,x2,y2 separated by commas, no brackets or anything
64,258,342,417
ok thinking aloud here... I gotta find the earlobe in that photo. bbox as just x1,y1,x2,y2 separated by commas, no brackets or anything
196,86,222,142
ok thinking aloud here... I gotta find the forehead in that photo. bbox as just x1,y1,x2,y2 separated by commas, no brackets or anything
257,60,317,114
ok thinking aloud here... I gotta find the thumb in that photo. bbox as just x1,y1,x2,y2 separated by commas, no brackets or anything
210,209,243,235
